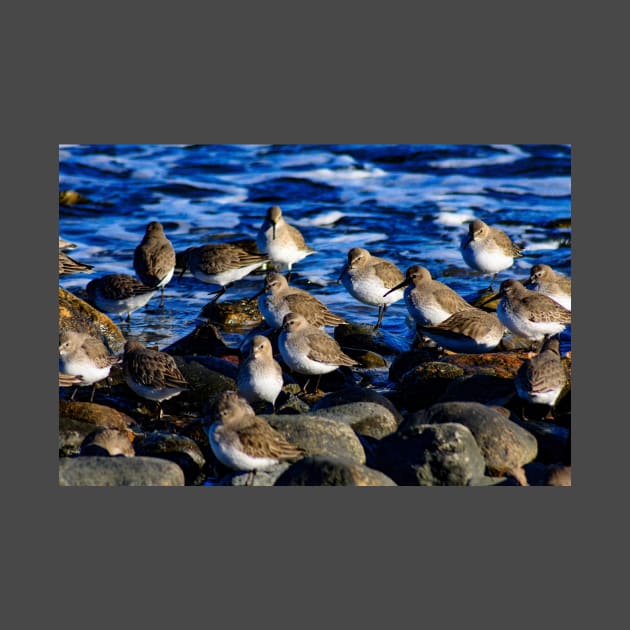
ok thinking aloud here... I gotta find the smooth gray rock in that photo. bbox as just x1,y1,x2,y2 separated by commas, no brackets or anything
376,422,486,486
58,456,185,486
262,413,366,464
307,402,399,440
275,456,397,486
404,401,538,475
133,432,206,485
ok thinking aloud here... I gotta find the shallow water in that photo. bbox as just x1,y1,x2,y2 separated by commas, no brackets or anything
58,143,572,368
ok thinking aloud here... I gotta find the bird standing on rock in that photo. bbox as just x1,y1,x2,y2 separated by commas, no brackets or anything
278,312,358,393
338,247,405,331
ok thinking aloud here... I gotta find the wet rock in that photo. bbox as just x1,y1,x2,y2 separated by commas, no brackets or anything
343,348,388,368
438,351,526,379
133,432,206,485
58,287,125,355
180,354,239,380
199,297,263,329
397,362,465,411
163,321,240,360
405,402,538,477
275,456,397,486
262,413,366,464
437,374,516,406
173,357,237,407
308,402,399,440
376,422,486,486
216,462,293,486
80,427,135,457
388,349,437,383
334,323,406,356
59,456,185,486
312,386,403,424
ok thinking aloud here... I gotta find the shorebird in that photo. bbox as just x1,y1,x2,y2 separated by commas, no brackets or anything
179,243,269,302
256,271,347,330
526,263,571,311
256,205,316,281
417,307,506,354
460,219,523,289
338,247,405,331
122,339,189,419
205,390,305,483
497,279,571,349
383,264,473,345
133,221,176,307
514,335,568,419
278,312,358,393
237,335,284,411
86,274,157,323
58,250,94,276
58,330,121,401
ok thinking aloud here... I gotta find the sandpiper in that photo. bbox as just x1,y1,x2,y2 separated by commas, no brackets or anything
122,339,189,419
514,335,568,419
59,250,94,276
237,334,284,411
417,307,506,354
179,243,269,302
255,205,316,280
80,427,135,457
133,221,176,307
497,279,571,347
338,247,405,330
384,264,473,326
256,271,347,330
278,312,358,392
86,274,157,322
58,330,121,401
460,219,523,289
205,390,305,481
526,263,571,311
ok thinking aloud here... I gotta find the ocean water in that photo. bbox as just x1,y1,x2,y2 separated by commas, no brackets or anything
58,144,572,372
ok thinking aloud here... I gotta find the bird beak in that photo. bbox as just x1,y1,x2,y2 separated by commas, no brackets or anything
383,277,409,298
178,250,190,282
272,221,277,240
336,265,348,285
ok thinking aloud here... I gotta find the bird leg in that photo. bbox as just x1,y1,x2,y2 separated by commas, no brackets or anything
210,285,227,303
373,305,386,331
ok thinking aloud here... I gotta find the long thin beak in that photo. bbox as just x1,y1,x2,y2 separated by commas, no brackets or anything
272,221,277,240
178,264,187,282
383,278,408,298
336,265,348,285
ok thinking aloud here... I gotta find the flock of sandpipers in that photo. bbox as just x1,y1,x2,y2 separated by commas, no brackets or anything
59,205,571,475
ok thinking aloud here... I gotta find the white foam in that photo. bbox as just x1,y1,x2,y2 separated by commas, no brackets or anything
428,144,529,169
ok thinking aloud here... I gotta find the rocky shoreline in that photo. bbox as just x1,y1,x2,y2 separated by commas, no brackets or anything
58,288,571,486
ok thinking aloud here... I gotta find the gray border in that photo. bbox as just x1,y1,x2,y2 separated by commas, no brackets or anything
9,2,608,625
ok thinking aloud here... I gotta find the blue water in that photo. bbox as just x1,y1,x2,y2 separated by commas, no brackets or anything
58,144,572,372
